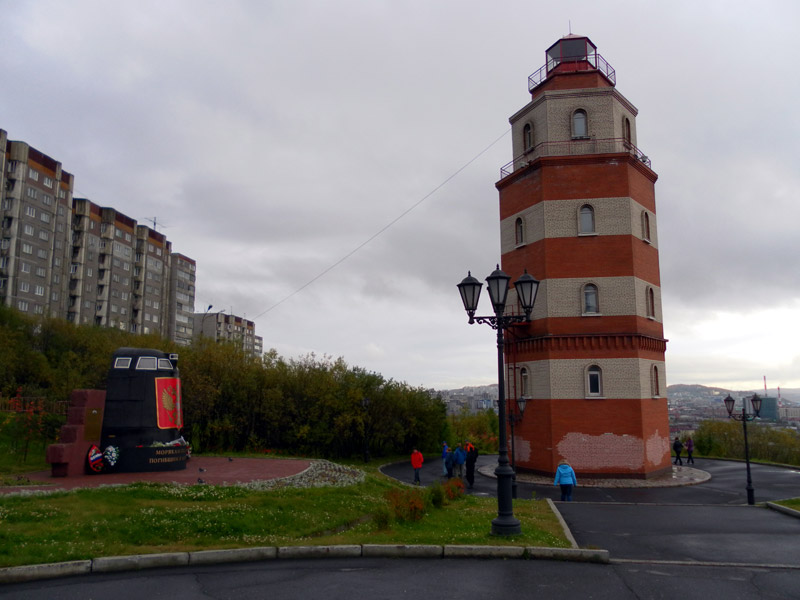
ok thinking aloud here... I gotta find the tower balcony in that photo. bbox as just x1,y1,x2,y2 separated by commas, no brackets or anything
500,137,650,178
528,53,616,92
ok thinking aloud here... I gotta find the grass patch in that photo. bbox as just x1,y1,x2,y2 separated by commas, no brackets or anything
0,469,569,568
776,498,800,511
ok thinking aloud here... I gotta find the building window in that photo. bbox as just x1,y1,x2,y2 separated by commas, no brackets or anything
43,176,53,188
523,123,533,151
18,300,29,312
586,365,603,397
642,211,651,242
26,188,37,200
515,217,525,246
23,224,34,236
28,168,39,181
646,287,656,318
19,281,30,293
651,365,661,397
25,205,36,217
579,204,595,234
572,109,588,139
34,285,44,296
520,367,530,397
21,262,31,274
583,283,599,314
22,243,33,255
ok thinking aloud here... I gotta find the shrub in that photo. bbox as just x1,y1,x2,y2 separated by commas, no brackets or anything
385,487,426,522
372,505,393,530
427,482,445,508
443,478,465,500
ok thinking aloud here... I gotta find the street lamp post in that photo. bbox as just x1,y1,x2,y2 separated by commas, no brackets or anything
200,304,213,338
508,397,527,499
458,266,539,536
361,397,371,464
723,394,762,506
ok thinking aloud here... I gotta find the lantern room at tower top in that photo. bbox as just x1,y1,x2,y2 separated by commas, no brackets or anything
528,34,616,93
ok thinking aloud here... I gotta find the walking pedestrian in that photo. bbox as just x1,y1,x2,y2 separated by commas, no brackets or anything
465,441,479,489
411,448,424,485
441,442,449,477
685,437,694,464
554,459,577,501
454,443,466,479
673,437,684,465
444,447,455,478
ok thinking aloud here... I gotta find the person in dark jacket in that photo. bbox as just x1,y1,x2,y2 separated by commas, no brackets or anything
553,460,577,501
685,437,694,464
673,437,684,465
441,442,449,477
464,441,479,489
444,447,455,478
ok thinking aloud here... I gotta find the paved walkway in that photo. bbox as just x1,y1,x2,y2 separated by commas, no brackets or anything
0,456,311,495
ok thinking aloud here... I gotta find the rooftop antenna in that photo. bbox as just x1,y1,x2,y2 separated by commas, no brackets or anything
144,217,169,232
569,20,572,35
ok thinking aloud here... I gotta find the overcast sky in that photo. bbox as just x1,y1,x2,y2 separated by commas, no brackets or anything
3,1,799,392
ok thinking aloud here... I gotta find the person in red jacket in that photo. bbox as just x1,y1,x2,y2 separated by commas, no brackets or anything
411,448,424,485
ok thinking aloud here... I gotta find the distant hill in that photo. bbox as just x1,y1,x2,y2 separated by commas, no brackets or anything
668,384,800,403
438,383,800,403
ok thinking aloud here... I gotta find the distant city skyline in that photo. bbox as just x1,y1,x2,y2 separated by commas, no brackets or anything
2,1,798,390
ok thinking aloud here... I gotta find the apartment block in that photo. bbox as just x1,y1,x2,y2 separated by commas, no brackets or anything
168,253,196,346
1,130,74,318
0,128,221,348
193,310,263,356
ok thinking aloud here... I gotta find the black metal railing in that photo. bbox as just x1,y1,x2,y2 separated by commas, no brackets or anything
528,54,616,92
500,137,650,178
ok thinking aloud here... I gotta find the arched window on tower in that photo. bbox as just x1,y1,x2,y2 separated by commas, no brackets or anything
586,365,603,397
572,109,588,139
523,123,533,151
583,283,599,315
515,217,525,246
646,287,656,319
520,367,530,398
642,211,651,242
623,117,631,147
579,204,595,234
651,365,661,397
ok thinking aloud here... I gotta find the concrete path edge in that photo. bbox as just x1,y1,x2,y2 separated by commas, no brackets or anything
0,544,610,584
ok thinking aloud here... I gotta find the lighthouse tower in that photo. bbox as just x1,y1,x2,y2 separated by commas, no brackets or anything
498,35,670,479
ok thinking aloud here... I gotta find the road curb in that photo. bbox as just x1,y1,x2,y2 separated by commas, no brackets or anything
189,546,278,564
765,501,800,519
91,552,189,573
362,544,443,558
0,543,611,584
547,498,579,548
0,560,91,584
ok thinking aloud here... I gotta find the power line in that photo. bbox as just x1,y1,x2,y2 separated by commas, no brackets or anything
253,128,511,320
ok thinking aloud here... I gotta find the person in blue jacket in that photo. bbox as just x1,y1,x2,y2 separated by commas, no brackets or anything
453,443,467,479
554,459,577,501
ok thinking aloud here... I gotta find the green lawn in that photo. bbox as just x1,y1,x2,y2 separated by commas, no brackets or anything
0,467,569,568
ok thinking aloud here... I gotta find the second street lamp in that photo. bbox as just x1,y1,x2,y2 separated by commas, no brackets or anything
508,396,527,499
458,265,539,536
724,394,762,506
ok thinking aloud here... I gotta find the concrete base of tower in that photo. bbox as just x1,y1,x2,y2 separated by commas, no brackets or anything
510,397,672,480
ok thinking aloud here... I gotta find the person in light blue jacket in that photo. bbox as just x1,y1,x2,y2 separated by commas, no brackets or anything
553,459,577,501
